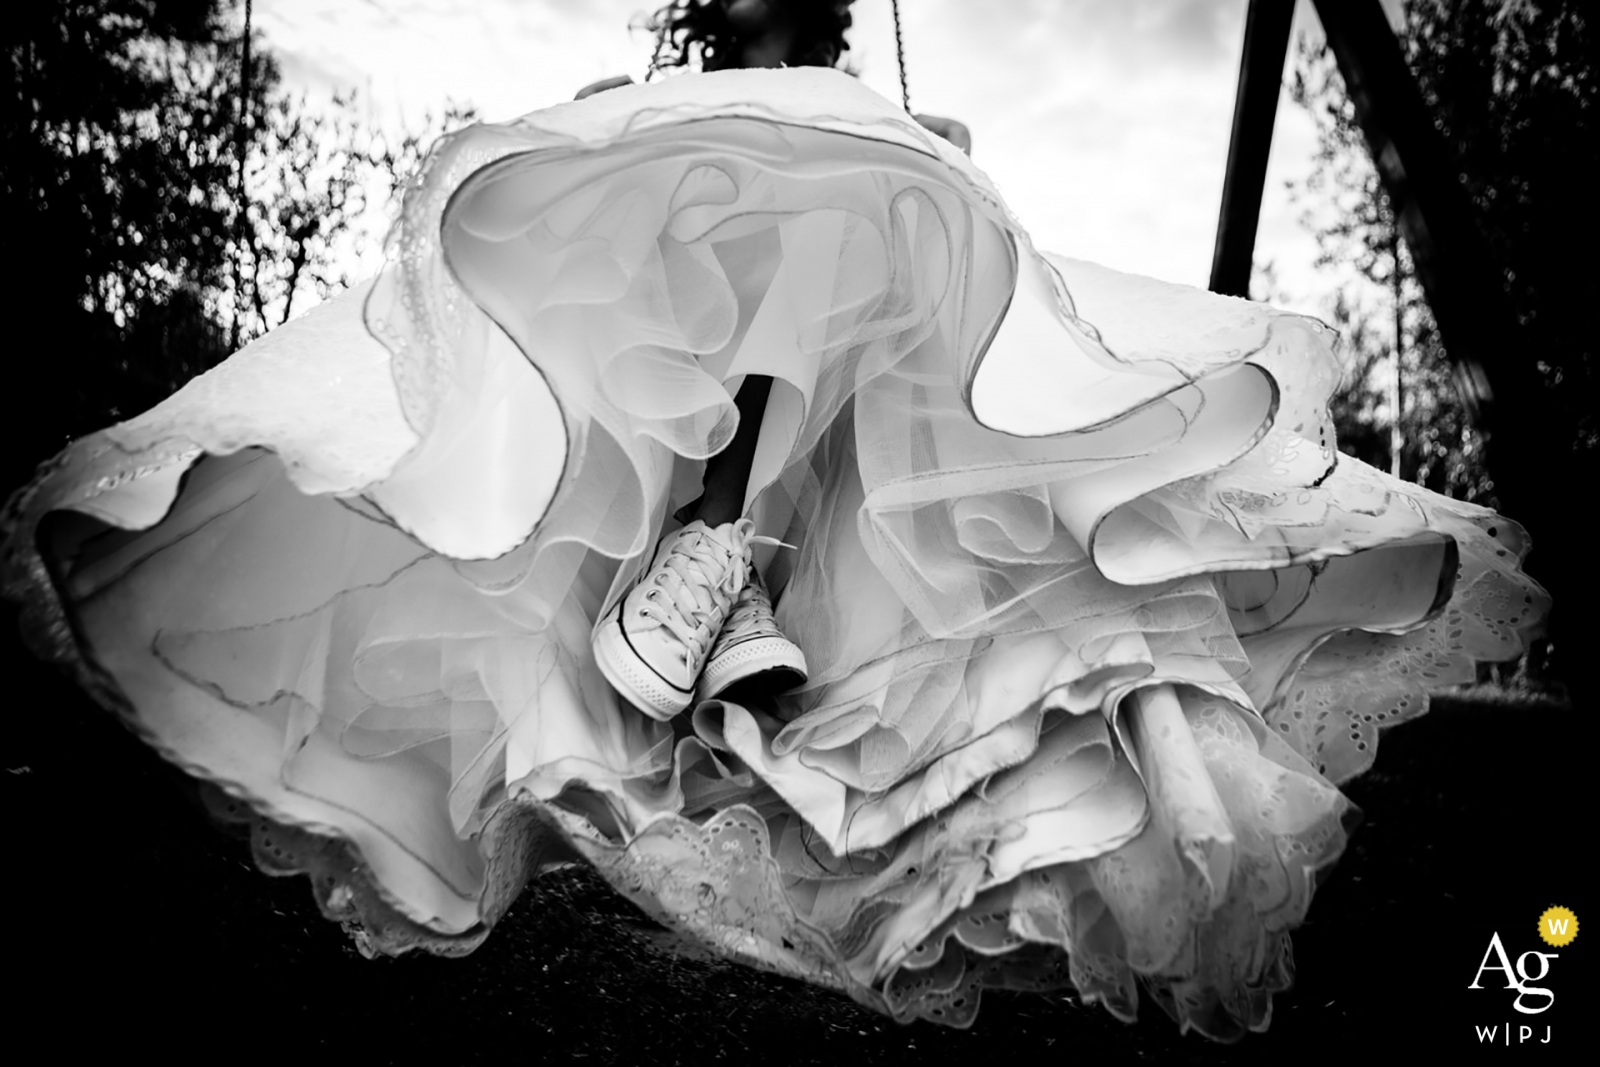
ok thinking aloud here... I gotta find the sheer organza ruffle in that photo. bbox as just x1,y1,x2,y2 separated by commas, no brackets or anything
1,68,1546,1040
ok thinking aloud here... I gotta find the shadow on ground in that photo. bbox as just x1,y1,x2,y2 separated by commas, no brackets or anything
4,630,1587,1063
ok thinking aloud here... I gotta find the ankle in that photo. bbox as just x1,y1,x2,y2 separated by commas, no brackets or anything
692,494,742,529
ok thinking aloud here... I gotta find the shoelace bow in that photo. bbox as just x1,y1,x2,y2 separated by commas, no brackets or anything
637,526,791,659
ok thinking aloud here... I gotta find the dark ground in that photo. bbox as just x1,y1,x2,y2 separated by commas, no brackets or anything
3,625,1588,1063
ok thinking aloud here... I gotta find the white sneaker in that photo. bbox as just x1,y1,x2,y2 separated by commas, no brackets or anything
698,568,808,701
593,519,757,721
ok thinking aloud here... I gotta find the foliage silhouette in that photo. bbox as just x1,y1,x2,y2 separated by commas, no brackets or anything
0,0,476,488
1283,0,1595,687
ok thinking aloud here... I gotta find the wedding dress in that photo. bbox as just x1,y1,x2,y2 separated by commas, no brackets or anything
1,68,1547,1040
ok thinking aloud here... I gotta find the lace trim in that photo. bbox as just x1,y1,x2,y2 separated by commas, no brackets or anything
1265,513,1549,783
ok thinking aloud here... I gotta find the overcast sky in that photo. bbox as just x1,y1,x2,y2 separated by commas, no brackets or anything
254,0,1398,316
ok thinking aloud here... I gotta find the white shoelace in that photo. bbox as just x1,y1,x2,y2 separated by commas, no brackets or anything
720,572,776,637
636,522,789,662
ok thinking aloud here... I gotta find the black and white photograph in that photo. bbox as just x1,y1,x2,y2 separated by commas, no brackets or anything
2,1,1589,1061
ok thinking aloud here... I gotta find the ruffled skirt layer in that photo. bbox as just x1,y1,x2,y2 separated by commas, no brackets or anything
2,69,1546,1039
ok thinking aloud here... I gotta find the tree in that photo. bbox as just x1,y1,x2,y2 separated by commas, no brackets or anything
1287,34,1490,501
237,95,479,339
1401,0,1599,464
2,1,259,463
1285,0,1597,687
1,1,477,489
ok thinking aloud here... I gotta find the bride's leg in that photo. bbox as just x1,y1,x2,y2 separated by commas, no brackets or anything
688,373,807,701
594,373,804,719
692,375,772,527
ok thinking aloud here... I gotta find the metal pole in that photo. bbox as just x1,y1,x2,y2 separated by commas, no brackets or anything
1391,224,1403,479
1208,0,1295,298
1311,0,1533,435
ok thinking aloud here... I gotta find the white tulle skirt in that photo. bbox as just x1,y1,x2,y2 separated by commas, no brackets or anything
2,68,1546,1039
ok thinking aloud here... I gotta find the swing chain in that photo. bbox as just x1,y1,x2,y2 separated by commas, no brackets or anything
891,0,911,113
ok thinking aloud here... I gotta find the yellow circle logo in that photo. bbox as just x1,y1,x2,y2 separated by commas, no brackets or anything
1539,906,1578,948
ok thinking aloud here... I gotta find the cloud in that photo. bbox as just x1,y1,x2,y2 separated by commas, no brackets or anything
254,0,1340,291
